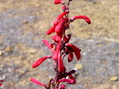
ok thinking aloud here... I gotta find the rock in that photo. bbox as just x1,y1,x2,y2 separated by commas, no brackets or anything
0,51,3,56
110,76,118,81
5,46,13,52
22,20,28,24
27,49,37,54
75,63,83,70
34,4,40,7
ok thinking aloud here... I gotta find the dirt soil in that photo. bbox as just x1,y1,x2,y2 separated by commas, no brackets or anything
0,0,119,89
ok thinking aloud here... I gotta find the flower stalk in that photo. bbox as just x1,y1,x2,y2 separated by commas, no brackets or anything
31,0,91,89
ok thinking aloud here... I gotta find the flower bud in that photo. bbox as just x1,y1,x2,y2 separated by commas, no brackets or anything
54,0,63,4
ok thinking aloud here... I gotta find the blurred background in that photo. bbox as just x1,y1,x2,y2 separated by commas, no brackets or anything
0,0,119,89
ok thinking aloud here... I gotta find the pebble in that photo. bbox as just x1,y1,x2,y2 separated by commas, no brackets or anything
110,76,118,81
5,46,13,52
75,63,83,70
0,51,3,56
27,49,37,54
22,20,28,24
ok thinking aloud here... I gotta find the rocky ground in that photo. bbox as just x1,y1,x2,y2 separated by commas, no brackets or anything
0,0,119,89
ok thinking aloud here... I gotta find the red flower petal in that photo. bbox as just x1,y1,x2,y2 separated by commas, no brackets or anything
64,34,71,43
55,18,68,37
46,26,55,35
58,53,66,72
32,56,51,68
54,0,63,4
67,70,76,75
53,11,68,26
68,52,74,62
68,74,76,84
66,43,81,60
53,41,61,60
55,20,64,34
51,35,61,42
42,40,52,50
30,78,46,86
58,78,75,84
71,15,91,24
0,83,2,86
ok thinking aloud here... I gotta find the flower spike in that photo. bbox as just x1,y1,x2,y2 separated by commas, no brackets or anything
31,0,91,88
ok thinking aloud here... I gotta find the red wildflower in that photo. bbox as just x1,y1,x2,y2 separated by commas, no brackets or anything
32,55,51,68
55,18,68,37
54,0,63,4
42,40,52,51
63,34,71,43
51,35,61,42
53,11,68,26
46,26,55,35
58,78,75,84
30,78,46,87
66,43,81,60
53,42,61,60
68,52,74,62
70,15,91,24
58,53,66,72
68,74,76,84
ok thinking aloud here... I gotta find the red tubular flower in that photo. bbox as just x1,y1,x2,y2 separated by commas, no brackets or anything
68,74,76,84
63,34,71,43
42,40,52,51
32,55,51,68
67,70,76,75
54,0,63,4
46,26,55,35
0,83,2,86
30,78,46,87
68,52,74,62
51,35,61,42
66,43,81,60
70,15,91,24
57,74,76,84
58,53,66,72
53,11,68,26
53,42,61,60
58,78,75,84
55,18,68,37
